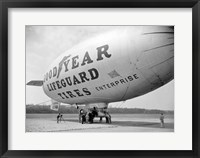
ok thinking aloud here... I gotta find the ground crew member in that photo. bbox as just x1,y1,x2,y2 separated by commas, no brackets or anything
60,114,64,122
160,113,165,128
57,113,61,123
92,107,98,117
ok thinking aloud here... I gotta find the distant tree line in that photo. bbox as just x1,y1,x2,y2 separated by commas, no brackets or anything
26,104,174,114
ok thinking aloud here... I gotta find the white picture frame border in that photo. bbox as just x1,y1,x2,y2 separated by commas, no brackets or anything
8,8,192,150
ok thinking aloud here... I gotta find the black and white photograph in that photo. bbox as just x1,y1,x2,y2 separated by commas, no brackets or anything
26,26,174,132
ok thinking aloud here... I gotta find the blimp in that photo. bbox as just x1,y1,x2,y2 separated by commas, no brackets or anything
27,26,174,123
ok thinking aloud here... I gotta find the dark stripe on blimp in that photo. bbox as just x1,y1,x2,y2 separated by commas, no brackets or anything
143,43,174,52
143,32,174,35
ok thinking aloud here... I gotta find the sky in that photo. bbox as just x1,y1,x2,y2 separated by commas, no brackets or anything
26,26,174,110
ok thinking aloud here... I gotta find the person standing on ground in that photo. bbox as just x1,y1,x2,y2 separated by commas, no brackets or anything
60,114,64,123
160,113,165,128
57,113,61,123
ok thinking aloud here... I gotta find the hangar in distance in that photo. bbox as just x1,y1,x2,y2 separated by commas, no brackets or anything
27,26,174,111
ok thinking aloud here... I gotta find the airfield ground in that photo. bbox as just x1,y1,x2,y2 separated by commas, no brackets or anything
26,114,174,132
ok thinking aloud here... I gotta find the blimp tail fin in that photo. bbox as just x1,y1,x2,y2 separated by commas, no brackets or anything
26,80,43,86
